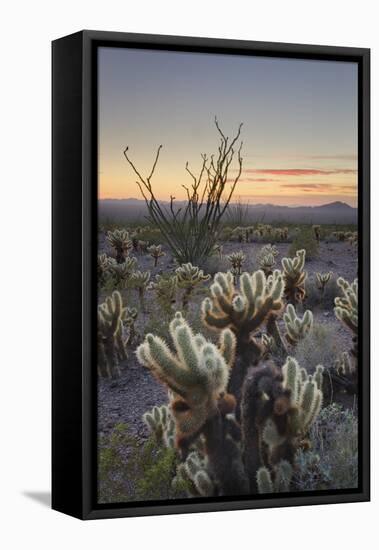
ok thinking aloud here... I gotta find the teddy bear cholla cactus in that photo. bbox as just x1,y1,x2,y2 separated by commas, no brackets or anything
129,270,150,312
136,312,236,445
147,244,166,267
312,224,321,242
281,249,307,304
175,263,210,309
334,277,358,356
97,291,129,378
316,272,332,294
106,229,133,263
148,274,177,314
202,270,284,358
283,304,313,345
241,358,323,491
108,256,137,288
173,450,215,497
226,250,246,275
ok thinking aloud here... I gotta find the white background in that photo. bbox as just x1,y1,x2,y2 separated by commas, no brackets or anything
0,0,376,548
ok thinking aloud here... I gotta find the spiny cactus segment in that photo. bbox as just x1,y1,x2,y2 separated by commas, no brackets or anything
143,404,176,448
173,450,215,497
283,303,313,345
256,460,293,494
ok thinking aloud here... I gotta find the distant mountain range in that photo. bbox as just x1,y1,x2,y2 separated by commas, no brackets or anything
99,199,357,225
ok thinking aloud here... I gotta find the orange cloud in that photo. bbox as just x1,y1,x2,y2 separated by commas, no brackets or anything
242,168,357,176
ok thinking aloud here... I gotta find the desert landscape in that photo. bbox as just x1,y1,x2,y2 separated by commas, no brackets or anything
96,124,358,503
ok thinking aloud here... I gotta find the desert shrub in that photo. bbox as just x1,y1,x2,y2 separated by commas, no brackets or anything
287,229,319,259
202,255,229,276
305,276,341,310
294,323,338,371
98,423,182,503
294,403,358,491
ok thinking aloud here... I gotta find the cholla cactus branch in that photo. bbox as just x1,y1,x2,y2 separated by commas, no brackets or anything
130,270,151,312
136,312,236,442
316,272,332,293
108,256,137,288
283,304,313,345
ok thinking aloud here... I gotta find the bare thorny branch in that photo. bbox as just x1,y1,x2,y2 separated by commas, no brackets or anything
123,118,244,264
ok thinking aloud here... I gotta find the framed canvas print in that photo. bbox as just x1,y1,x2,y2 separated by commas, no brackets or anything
52,31,370,520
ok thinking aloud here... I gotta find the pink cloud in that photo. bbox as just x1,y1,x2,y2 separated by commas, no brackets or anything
242,168,357,177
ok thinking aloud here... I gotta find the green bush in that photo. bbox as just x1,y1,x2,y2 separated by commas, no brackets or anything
294,403,358,491
98,423,183,503
288,229,319,260
294,323,338,371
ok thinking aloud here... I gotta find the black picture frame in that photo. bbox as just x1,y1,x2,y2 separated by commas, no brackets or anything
52,30,370,520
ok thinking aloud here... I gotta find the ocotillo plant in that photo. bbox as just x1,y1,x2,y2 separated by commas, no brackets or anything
147,244,166,267
148,274,177,315
123,118,244,264
312,224,321,243
97,290,129,378
202,270,284,399
175,263,210,310
136,312,249,495
129,270,150,312
334,277,358,357
226,250,246,275
106,229,133,263
108,256,137,288
281,249,307,304
241,358,323,491
283,304,313,345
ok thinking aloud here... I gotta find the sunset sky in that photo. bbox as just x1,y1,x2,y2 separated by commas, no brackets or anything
98,47,358,207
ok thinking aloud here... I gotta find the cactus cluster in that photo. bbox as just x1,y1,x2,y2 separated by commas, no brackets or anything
108,256,137,288
175,263,210,309
173,451,215,497
98,253,112,287
106,229,133,263
283,304,313,345
256,460,293,494
97,291,129,378
143,404,176,448
241,358,323,490
147,244,166,267
136,312,236,444
202,270,284,359
281,249,307,304
148,274,177,314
